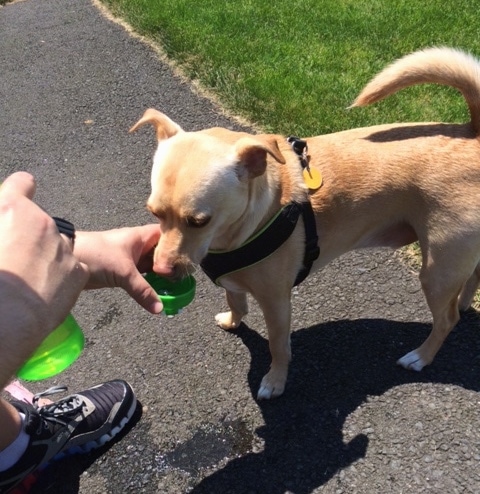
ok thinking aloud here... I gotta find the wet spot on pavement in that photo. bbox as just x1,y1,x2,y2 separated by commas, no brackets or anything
92,303,122,330
158,420,254,474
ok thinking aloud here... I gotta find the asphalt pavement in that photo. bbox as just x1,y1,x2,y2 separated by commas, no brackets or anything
1,1,480,493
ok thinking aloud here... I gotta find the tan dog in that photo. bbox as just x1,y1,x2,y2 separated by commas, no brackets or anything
131,47,480,399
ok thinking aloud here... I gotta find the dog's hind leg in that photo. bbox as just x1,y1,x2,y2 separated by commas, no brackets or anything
458,262,480,311
215,290,248,330
397,247,473,371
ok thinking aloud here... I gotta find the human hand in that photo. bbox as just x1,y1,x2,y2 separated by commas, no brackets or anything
74,225,163,314
0,172,89,385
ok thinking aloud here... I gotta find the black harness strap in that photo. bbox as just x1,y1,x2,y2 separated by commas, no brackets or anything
200,202,302,285
200,136,320,287
287,136,320,285
294,198,319,286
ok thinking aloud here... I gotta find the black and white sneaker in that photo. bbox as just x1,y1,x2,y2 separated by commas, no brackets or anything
0,379,137,493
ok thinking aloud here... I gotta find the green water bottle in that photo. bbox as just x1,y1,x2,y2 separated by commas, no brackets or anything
16,313,85,381
144,273,196,316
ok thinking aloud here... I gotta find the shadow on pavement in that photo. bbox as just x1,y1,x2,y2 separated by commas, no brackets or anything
30,310,480,493
192,310,480,494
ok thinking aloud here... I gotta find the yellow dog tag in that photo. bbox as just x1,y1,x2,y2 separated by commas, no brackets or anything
303,167,322,190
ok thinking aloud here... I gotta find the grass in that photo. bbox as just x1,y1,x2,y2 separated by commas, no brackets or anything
398,243,480,310
100,0,480,308
100,0,480,136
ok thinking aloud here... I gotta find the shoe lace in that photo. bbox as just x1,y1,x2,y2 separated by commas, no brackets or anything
32,385,68,405
31,386,85,429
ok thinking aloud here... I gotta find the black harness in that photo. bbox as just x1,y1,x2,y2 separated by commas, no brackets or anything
200,138,320,287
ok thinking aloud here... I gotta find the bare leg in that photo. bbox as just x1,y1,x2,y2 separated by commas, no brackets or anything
0,399,22,452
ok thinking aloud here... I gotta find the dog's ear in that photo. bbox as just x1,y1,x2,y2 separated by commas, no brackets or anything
129,108,184,141
234,136,286,179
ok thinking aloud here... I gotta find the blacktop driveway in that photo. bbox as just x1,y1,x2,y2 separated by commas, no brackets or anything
1,1,480,493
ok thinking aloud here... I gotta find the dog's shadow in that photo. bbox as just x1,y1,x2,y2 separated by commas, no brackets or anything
192,309,480,494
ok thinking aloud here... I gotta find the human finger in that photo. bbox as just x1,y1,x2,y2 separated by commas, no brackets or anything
0,171,37,199
122,270,163,314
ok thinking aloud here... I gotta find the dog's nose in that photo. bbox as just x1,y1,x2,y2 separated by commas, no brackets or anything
152,263,176,278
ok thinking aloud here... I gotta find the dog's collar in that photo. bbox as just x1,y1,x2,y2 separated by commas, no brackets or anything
200,137,320,286
287,136,309,168
288,136,323,190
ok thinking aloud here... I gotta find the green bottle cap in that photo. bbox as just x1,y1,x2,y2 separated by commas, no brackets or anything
16,313,84,381
144,273,196,316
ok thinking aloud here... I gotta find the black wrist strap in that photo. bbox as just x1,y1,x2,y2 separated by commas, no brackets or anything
52,217,75,242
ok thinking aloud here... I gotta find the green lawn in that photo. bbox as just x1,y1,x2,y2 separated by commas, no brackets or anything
100,0,480,136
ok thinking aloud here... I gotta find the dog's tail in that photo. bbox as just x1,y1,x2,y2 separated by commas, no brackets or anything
350,47,480,134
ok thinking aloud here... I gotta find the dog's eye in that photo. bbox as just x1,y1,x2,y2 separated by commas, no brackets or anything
153,212,166,222
147,204,166,222
185,215,210,228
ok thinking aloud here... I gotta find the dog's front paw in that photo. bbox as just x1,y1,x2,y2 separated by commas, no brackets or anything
215,311,240,330
397,349,427,371
257,370,287,400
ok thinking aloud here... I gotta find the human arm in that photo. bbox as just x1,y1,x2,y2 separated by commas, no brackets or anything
0,172,89,389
